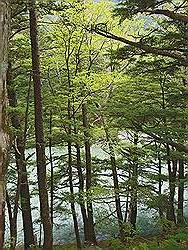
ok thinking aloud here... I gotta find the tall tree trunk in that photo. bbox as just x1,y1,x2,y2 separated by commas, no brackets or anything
68,141,81,249
109,147,124,241
0,0,9,248
157,149,163,219
124,170,131,224
128,134,138,230
7,62,35,249
177,159,184,225
65,37,81,247
82,103,96,246
75,143,89,242
6,188,20,250
49,110,54,229
67,101,81,250
97,105,124,242
166,145,176,223
28,0,52,249
73,110,88,242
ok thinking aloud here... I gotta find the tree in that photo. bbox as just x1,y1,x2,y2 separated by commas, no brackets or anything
6,62,35,249
28,0,52,248
3,0,188,247
177,159,185,225
102,110,125,240
107,58,188,225
7,1,37,247
38,1,119,245
0,0,9,248
94,0,188,66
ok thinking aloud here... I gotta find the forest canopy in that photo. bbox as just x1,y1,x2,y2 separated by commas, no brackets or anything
0,0,188,249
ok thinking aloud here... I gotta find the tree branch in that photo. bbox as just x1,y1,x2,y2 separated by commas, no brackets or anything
145,9,188,23
133,123,188,153
93,28,188,65
9,27,28,39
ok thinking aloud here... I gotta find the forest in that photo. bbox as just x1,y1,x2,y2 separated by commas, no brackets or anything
0,0,188,249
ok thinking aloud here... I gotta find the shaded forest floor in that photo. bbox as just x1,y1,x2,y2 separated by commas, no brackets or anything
7,227,188,250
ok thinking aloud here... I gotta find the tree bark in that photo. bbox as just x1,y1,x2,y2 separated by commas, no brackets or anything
64,35,82,248
157,148,163,219
28,0,52,249
6,189,20,250
166,145,176,224
73,108,88,242
49,110,54,229
75,143,89,242
67,101,81,250
68,140,81,249
7,62,35,249
0,0,9,248
82,103,96,246
177,159,185,225
97,106,124,242
128,134,138,230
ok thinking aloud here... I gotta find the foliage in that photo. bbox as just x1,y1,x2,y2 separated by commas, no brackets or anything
5,0,188,248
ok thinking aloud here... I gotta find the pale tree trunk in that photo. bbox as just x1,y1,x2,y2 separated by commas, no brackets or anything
0,0,9,248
